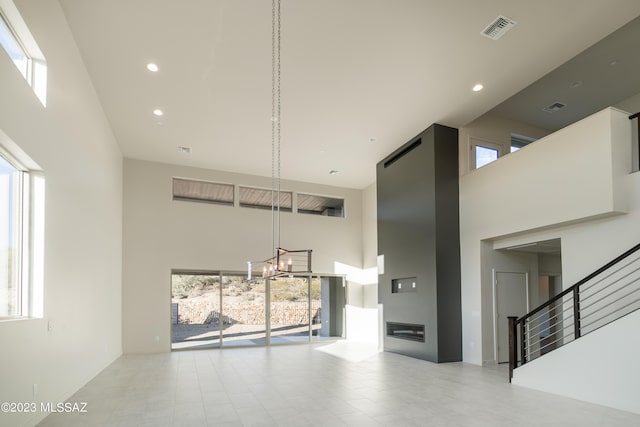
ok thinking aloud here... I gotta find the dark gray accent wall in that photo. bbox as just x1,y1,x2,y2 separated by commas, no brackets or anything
377,123,462,363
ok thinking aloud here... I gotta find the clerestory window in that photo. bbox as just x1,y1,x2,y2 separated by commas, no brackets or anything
0,2,47,105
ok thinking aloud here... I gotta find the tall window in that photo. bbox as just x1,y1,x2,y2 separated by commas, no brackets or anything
0,154,22,316
0,135,44,319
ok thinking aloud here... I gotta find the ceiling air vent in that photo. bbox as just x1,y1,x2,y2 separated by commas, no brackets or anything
542,102,567,114
481,15,517,40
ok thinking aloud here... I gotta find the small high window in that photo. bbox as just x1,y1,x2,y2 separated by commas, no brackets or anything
172,178,234,206
239,186,292,212
475,146,499,168
0,3,47,105
470,137,503,170
298,193,344,218
0,12,27,77
511,133,537,153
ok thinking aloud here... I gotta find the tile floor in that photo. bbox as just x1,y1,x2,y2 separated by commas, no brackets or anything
38,342,640,426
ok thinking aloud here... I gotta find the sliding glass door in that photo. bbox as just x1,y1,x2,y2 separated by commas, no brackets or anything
221,274,267,346
269,276,312,344
171,271,344,350
171,273,221,350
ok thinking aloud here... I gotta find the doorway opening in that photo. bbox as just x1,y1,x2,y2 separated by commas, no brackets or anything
491,238,563,363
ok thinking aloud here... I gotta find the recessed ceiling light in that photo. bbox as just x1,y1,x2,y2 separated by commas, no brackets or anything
328,170,340,175
153,109,163,116
147,63,159,72
569,80,583,89
177,146,192,154
609,60,618,67
472,84,484,92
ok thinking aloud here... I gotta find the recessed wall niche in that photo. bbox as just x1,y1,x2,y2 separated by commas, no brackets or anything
377,123,462,363
391,277,417,293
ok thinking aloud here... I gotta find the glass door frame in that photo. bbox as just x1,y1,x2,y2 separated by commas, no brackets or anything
266,274,313,346
170,269,346,350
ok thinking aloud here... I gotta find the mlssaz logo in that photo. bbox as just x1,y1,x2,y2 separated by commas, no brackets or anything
41,402,88,413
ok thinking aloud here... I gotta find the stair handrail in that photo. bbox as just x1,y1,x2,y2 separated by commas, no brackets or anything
509,241,640,381
519,242,640,323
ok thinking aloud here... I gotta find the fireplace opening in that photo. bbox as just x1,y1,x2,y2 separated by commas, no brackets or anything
386,322,425,342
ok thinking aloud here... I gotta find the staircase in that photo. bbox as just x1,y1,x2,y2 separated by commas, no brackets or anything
508,242,640,381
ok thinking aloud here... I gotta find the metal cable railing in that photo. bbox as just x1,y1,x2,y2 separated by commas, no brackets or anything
508,242,640,381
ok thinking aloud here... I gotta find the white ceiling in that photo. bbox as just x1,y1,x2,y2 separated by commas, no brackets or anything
58,0,640,189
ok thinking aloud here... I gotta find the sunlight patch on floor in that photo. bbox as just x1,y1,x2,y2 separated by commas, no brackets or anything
315,340,381,362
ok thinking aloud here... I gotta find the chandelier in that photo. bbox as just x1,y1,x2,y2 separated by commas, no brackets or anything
248,0,312,281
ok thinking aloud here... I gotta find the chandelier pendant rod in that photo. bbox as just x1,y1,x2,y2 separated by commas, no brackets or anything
248,0,311,281
270,0,282,261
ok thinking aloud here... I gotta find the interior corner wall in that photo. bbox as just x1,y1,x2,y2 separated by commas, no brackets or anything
0,1,123,426
362,183,378,270
361,183,378,308
122,159,364,353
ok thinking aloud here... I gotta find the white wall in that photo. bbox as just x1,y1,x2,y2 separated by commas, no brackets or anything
0,1,123,426
122,159,364,353
342,181,380,345
361,183,378,309
538,253,562,275
362,183,377,270
460,108,634,365
512,308,640,414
